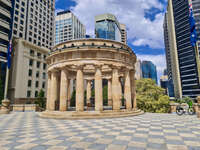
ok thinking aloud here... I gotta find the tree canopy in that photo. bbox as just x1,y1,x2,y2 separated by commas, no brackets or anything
136,79,170,113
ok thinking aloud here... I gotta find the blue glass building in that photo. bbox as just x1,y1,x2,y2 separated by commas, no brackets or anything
95,14,121,42
141,61,158,84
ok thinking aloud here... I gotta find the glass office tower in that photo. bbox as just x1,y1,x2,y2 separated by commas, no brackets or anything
95,14,121,42
141,61,158,84
164,0,200,99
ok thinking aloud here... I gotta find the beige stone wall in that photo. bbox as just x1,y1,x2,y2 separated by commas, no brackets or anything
46,39,137,112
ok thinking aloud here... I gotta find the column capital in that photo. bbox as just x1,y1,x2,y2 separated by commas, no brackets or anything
94,63,104,69
74,64,84,70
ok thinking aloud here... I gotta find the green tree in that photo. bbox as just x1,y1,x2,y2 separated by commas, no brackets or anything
35,89,46,108
0,78,4,104
70,90,76,107
136,79,170,113
103,85,108,105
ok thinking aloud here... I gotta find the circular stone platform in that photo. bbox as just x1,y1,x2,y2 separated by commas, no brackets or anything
38,109,144,119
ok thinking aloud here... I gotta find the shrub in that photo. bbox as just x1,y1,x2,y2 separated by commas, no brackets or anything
136,79,170,113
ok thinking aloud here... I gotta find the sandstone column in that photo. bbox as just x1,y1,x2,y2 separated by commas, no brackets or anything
49,71,58,111
86,80,91,104
124,69,132,110
46,72,51,111
59,69,68,111
119,79,122,106
76,65,84,111
108,79,112,106
130,70,137,109
67,79,71,107
112,67,121,111
95,66,103,111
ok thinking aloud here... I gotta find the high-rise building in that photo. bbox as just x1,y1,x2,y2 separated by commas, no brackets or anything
95,13,121,42
12,0,55,48
141,61,157,84
135,60,142,80
164,0,200,99
0,0,14,95
8,38,49,103
160,75,168,95
55,10,86,45
120,23,127,44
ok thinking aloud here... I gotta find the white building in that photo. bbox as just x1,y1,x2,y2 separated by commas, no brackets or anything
8,38,50,104
12,0,55,48
120,23,127,44
55,10,86,45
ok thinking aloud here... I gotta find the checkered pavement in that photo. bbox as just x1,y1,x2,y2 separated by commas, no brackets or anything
0,112,200,150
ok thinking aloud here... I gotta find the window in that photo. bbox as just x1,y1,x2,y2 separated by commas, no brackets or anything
29,38,32,42
15,10,19,15
28,69,32,76
29,59,33,66
21,7,25,12
14,23,17,28
37,52,41,58
37,62,40,68
21,1,25,6
35,81,39,88
20,20,24,25
42,82,45,88
16,4,19,9
28,80,32,87
36,71,39,78
27,91,31,97
30,50,34,56
19,33,23,37
42,72,46,79
35,91,38,97
14,17,18,22
21,14,24,18
13,30,17,35
20,26,23,31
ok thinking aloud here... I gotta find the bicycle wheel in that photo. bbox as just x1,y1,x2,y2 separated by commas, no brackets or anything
176,106,184,115
188,107,195,115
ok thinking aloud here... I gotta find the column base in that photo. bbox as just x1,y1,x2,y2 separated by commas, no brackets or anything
0,99,11,114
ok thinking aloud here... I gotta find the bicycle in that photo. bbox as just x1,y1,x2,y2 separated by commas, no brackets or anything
176,100,195,115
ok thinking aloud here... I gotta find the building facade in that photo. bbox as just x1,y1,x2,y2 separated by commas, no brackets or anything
141,61,157,84
95,13,121,42
164,0,200,99
8,38,49,104
120,23,127,44
135,60,142,80
0,0,14,96
160,75,168,95
12,0,55,48
55,10,86,45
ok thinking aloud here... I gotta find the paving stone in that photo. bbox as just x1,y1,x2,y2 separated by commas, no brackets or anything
0,112,199,150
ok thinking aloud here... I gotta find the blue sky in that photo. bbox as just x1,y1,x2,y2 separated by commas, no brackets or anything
55,0,168,82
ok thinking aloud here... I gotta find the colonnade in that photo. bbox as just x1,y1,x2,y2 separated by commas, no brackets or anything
46,65,136,112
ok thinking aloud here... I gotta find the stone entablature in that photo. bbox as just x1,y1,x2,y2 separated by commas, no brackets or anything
44,38,138,116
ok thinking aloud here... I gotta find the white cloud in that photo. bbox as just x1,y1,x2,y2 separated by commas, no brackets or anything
70,0,165,49
137,54,166,84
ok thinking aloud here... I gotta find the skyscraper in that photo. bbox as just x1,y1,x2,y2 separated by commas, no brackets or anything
120,23,127,44
12,0,55,48
135,60,142,80
0,0,14,95
164,0,200,99
55,10,86,45
141,61,157,84
95,13,121,42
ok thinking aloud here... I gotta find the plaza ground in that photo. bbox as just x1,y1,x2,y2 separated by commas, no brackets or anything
0,112,200,150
